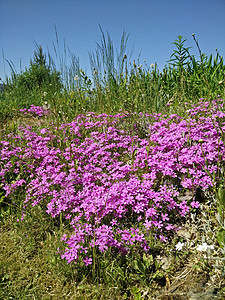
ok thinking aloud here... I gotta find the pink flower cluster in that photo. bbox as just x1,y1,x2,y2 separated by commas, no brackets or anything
19,104,50,117
1,99,224,265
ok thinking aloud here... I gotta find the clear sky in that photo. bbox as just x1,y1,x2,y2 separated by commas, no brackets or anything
0,0,225,81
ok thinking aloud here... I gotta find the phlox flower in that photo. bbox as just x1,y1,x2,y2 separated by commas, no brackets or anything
60,234,68,241
1,99,224,265
83,257,92,266
190,201,200,208
110,219,118,226
159,235,167,242
161,213,169,221
144,219,152,229
165,224,175,231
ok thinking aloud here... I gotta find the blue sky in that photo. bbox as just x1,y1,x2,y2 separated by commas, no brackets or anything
0,0,225,81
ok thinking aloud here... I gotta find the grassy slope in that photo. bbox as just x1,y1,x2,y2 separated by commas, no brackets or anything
1,109,225,300
1,33,225,299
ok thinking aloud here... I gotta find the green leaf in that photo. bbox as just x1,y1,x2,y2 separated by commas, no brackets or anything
137,260,146,274
152,271,164,280
217,228,225,248
143,253,153,268
218,186,225,208
130,286,142,300
0,192,5,204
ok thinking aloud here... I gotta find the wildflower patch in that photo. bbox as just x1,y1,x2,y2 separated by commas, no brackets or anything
0,98,224,265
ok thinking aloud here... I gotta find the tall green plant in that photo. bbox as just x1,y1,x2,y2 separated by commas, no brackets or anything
4,43,62,110
88,25,135,112
168,35,191,72
166,34,225,106
89,25,132,84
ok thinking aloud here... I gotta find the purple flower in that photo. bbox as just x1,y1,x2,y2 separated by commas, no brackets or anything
83,257,92,266
1,98,224,265
190,201,200,208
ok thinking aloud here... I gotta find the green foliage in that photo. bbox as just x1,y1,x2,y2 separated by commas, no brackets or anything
168,35,191,71
130,286,142,300
0,44,62,121
218,186,225,208
1,31,225,122
217,228,225,248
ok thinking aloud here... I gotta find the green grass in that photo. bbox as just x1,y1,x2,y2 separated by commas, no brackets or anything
0,205,168,299
1,31,225,121
1,189,225,299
